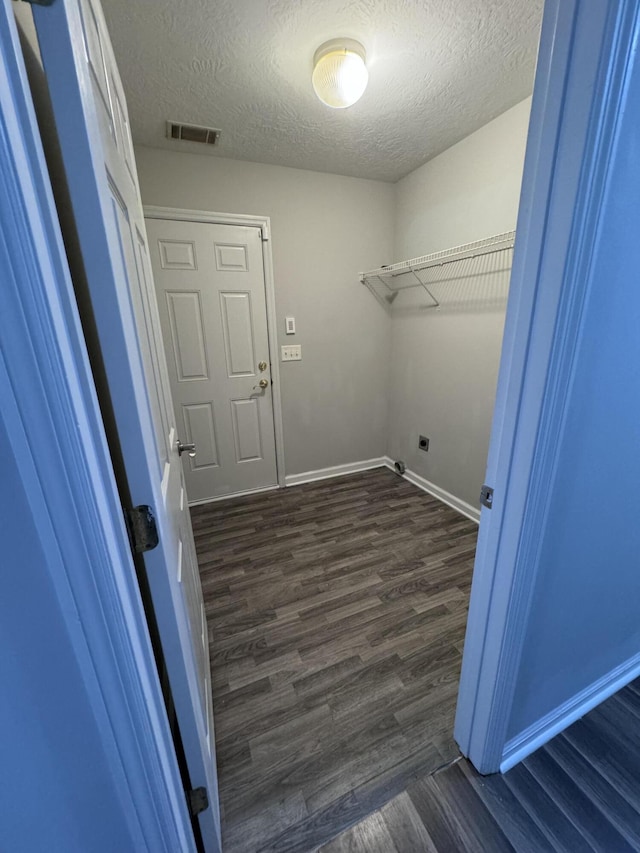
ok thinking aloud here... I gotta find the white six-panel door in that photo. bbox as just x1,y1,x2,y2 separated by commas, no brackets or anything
146,218,278,502
32,0,220,848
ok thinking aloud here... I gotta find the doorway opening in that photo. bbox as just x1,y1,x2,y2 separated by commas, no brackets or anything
139,104,532,851
137,44,537,853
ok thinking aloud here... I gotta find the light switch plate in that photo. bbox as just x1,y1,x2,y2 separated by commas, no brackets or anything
281,345,302,361
285,316,296,335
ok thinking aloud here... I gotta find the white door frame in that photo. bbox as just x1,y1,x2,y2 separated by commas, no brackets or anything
0,1,194,847
145,206,286,493
454,0,640,773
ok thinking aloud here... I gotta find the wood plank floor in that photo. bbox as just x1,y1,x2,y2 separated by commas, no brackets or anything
321,676,640,852
191,468,477,852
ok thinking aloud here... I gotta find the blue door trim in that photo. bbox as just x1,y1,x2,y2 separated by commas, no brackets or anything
455,0,640,772
0,0,195,847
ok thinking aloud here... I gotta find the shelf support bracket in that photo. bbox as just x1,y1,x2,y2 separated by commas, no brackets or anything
409,268,439,308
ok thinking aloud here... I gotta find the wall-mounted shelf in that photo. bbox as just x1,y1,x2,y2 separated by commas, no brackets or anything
359,231,516,307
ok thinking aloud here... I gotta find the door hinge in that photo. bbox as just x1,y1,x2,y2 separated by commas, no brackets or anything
260,225,269,242
124,505,159,553
188,786,209,817
480,484,494,509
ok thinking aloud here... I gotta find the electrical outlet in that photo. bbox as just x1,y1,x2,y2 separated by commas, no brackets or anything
281,345,302,361
418,435,429,452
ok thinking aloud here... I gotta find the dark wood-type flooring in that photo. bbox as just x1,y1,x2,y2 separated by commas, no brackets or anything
322,676,640,852
191,468,477,852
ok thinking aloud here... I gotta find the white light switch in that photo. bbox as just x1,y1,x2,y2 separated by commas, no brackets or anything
285,316,296,335
281,345,302,361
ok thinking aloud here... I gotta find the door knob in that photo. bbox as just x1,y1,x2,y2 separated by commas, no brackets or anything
258,360,268,372
258,378,269,389
177,440,196,458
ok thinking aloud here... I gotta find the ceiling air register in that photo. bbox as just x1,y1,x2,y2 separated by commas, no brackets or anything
166,121,221,145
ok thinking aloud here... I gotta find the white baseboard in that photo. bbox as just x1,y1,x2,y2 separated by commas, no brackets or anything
382,457,480,523
500,650,640,772
284,458,387,487
201,458,480,525
188,484,279,507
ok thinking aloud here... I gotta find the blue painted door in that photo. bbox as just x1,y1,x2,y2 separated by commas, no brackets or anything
31,0,220,847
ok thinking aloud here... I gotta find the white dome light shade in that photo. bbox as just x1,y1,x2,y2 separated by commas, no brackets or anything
312,39,368,109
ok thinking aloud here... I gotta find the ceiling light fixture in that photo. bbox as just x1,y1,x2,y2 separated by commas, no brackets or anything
312,38,368,109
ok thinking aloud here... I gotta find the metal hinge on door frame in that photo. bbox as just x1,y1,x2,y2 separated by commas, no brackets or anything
124,504,159,553
187,786,209,817
260,225,269,241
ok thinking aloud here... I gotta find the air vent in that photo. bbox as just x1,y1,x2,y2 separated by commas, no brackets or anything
166,121,221,146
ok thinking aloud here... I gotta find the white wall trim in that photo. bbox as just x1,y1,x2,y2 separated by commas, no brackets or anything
143,204,286,489
145,206,269,229
500,650,640,772
285,458,387,487
382,457,480,522
285,457,481,522
189,485,279,507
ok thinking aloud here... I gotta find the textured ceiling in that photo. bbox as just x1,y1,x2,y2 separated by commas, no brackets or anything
101,0,543,182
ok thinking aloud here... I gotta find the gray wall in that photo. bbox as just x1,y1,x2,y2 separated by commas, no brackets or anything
388,99,531,509
135,148,394,476
136,100,530,495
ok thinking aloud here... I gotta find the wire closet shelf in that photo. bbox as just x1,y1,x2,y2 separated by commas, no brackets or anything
359,230,516,307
